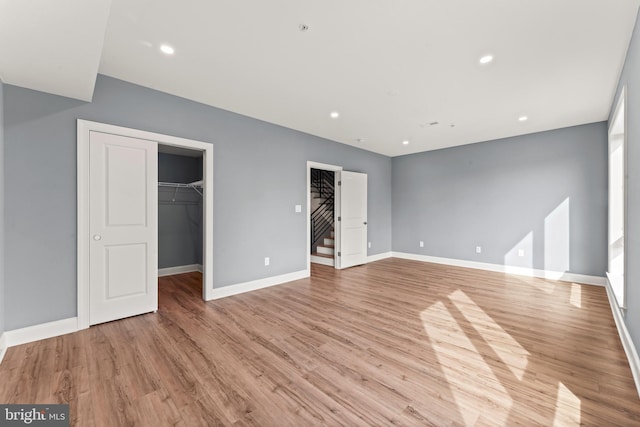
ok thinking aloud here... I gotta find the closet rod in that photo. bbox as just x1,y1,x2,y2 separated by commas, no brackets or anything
158,180,203,198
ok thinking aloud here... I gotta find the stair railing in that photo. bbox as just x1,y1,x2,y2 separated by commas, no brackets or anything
310,169,335,252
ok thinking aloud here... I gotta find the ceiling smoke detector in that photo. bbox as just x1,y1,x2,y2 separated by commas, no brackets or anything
299,24,309,32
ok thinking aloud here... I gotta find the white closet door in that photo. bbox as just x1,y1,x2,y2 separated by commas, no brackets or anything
89,131,158,325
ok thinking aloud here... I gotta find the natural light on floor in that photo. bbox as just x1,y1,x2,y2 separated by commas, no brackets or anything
420,289,585,426
553,382,581,425
420,297,513,426
448,290,529,381
570,283,582,308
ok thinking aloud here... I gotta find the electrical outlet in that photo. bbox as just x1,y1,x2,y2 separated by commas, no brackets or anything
419,241,424,247
518,249,525,257
368,242,371,248
476,246,482,254
264,257,270,266
295,204,302,213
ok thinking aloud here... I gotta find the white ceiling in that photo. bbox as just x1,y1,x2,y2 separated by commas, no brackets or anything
2,1,639,156
0,0,111,101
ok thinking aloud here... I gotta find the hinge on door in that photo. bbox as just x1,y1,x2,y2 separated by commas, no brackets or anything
338,181,341,186
338,252,341,256
338,216,341,221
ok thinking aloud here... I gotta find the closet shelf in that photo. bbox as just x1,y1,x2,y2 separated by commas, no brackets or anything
158,180,203,198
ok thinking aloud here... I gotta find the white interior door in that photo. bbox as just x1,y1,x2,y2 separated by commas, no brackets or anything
336,171,367,269
89,131,158,325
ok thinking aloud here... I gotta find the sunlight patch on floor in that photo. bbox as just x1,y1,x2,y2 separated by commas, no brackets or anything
421,300,512,426
569,283,582,308
448,290,529,381
553,382,581,426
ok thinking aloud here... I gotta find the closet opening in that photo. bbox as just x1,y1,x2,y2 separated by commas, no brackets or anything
158,145,205,302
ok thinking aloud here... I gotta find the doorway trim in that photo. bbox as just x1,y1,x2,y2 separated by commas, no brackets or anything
77,120,214,330
307,161,342,272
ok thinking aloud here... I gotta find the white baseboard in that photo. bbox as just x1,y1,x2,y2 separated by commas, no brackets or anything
0,333,6,364
158,264,202,277
391,252,606,286
367,252,393,263
4,317,79,348
604,278,640,398
210,270,309,300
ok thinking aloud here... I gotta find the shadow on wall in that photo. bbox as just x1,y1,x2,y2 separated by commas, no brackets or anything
503,197,570,278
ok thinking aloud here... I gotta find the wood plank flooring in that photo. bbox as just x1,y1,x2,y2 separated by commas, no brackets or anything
1,258,639,426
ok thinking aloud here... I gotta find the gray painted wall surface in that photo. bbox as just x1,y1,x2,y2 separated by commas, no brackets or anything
3,75,392,330
392,122,607,277
610,8,640,353
158,153,203,268
0,80,4,336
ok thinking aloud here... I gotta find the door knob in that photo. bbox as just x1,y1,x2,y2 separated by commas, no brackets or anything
93,234,102,241
363,222,367,225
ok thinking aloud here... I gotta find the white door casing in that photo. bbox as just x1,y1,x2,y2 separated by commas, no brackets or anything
89,131,158,325
336,171,368,269
78,119,215,330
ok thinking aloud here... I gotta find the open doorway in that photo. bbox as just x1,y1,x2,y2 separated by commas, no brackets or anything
306,161,369,273
307,162,342,272
310,168,336,266
157,147,204,296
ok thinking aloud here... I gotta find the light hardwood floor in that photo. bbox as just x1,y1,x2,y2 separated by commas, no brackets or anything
1,259,639,426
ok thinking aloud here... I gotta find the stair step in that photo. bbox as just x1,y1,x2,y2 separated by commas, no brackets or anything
311,252,333,258
311,253,335,266
324,237,334,245
317,245,335,255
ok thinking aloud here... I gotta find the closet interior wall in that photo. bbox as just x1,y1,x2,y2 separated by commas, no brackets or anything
158,153,204,270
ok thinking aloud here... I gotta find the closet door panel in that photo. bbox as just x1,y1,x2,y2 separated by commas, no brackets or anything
89,131,158,325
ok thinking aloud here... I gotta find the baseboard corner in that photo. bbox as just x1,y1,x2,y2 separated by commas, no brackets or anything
367,252,393,263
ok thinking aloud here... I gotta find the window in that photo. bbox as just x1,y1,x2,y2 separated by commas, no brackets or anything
608,87,626,308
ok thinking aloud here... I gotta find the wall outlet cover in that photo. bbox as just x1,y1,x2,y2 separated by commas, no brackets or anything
476,246,482,254
264,257,270,266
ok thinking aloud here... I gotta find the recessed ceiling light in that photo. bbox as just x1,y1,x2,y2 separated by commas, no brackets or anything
330,111,340,119
402,140,410,145
518,116,528,122
160,45,175,55
479,54,493,64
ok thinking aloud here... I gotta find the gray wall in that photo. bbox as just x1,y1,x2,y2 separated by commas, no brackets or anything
0,80,4,336
158,153,203,269
3,75,392,330
610,8,640,352
392,122,608,277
